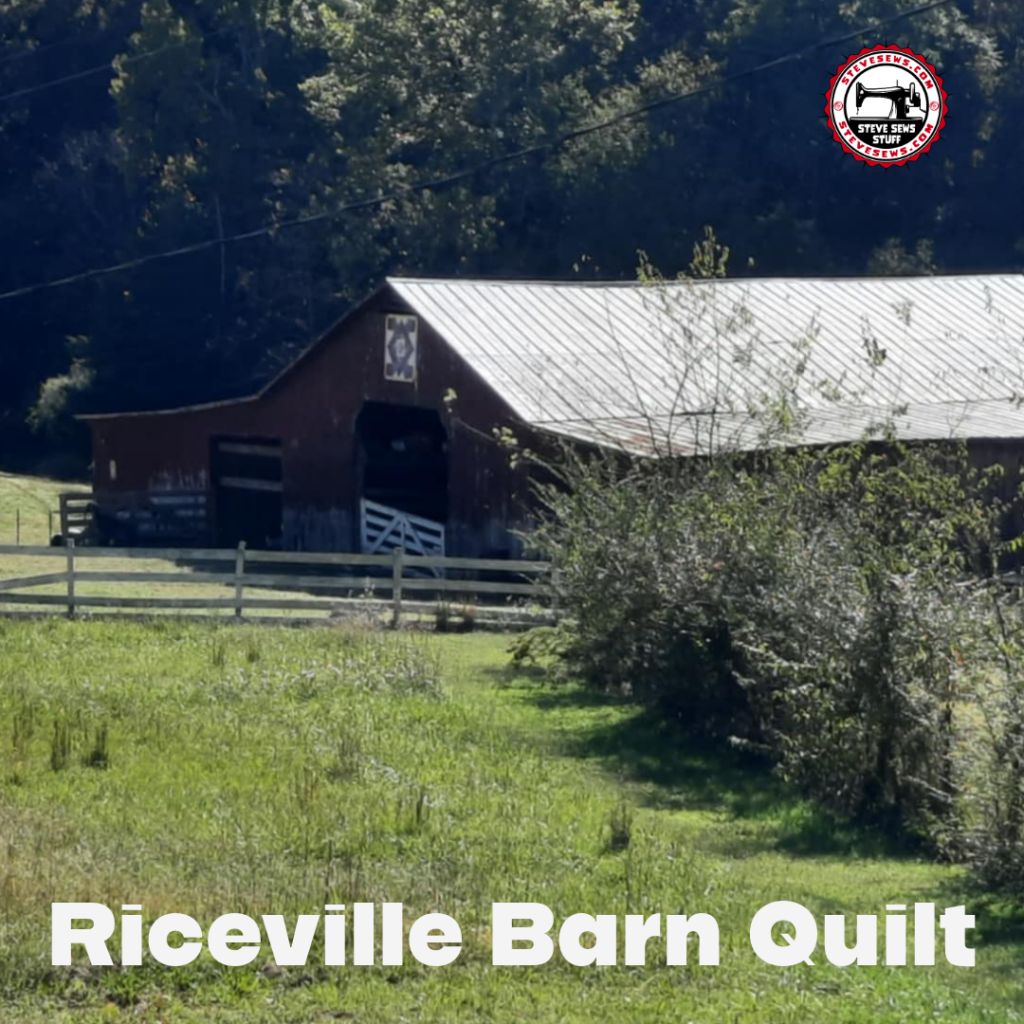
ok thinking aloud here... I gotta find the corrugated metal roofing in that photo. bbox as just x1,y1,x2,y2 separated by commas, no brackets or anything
389,275,1024,454
539,399,1024,456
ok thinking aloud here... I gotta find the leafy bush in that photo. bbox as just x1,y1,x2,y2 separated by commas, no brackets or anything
532,440,1013,844
944,591,1024,899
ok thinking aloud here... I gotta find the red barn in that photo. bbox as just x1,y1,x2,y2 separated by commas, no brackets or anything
80,280,542,558
80,274,1024,557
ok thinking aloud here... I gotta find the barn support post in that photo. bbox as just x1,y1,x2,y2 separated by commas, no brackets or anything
234,542,247,619
66,539,76,619
392,546,404,628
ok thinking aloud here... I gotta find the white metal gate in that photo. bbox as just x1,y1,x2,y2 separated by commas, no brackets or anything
360,499,445,561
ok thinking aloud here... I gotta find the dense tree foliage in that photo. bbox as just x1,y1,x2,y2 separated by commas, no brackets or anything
0,0,1021,469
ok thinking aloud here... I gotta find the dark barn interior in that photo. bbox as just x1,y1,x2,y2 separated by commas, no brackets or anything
355,402,449,525
210,437,284,549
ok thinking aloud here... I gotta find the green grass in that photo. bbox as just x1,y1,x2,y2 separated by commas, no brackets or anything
0,621,1020,1023
0,470,72,546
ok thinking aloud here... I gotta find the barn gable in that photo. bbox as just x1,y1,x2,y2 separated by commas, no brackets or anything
80,284,530,556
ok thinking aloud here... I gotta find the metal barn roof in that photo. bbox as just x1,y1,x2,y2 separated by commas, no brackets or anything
390,275,1024,455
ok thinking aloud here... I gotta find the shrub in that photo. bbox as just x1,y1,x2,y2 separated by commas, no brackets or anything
531,440,1010,840
944,588,1024,899
520,243,1024,889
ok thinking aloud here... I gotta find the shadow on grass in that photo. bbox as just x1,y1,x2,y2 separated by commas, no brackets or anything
975,907,1024,952
508,678,922,860
934,884,1024,954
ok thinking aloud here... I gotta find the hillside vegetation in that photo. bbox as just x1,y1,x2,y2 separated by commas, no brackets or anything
0,621,1021,1023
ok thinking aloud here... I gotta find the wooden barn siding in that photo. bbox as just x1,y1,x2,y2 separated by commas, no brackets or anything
88,290,532,556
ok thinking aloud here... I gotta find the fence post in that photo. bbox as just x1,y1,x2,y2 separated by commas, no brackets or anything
48,510,54,539
66,538,76,619
392,546,404,628
234,541,246,619
15,509,20,545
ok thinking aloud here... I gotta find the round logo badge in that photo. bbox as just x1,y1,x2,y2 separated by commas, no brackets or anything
825,45,946,167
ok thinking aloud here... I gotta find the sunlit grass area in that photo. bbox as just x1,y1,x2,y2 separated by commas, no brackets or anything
0,470,74,545
0,622,1020,1023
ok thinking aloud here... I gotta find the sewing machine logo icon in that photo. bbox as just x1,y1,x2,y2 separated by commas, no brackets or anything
825,45,947,167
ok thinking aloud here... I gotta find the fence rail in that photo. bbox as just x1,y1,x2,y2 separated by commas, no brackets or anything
58,491,93,538
0,542,554,626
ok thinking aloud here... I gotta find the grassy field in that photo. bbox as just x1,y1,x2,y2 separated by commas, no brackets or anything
0,469,73,546
0,619,1021,1023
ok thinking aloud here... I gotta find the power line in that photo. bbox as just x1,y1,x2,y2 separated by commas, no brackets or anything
0,29,228,104
0,35,92,68
0,0,953,303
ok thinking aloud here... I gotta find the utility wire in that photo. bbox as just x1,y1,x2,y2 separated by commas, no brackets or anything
0,22,141,67
0,29,228,104
0,0,952,303
0,36,90,67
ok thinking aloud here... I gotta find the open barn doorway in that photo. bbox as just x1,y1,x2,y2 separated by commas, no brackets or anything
211,437,283,549
355,403,448,552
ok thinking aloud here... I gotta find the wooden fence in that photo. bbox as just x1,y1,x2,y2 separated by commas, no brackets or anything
58,491,93,539
59,489,210,545
4,506,63,545
0,542,554,626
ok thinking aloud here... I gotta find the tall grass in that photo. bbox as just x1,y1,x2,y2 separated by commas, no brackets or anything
0,621,1019,1023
